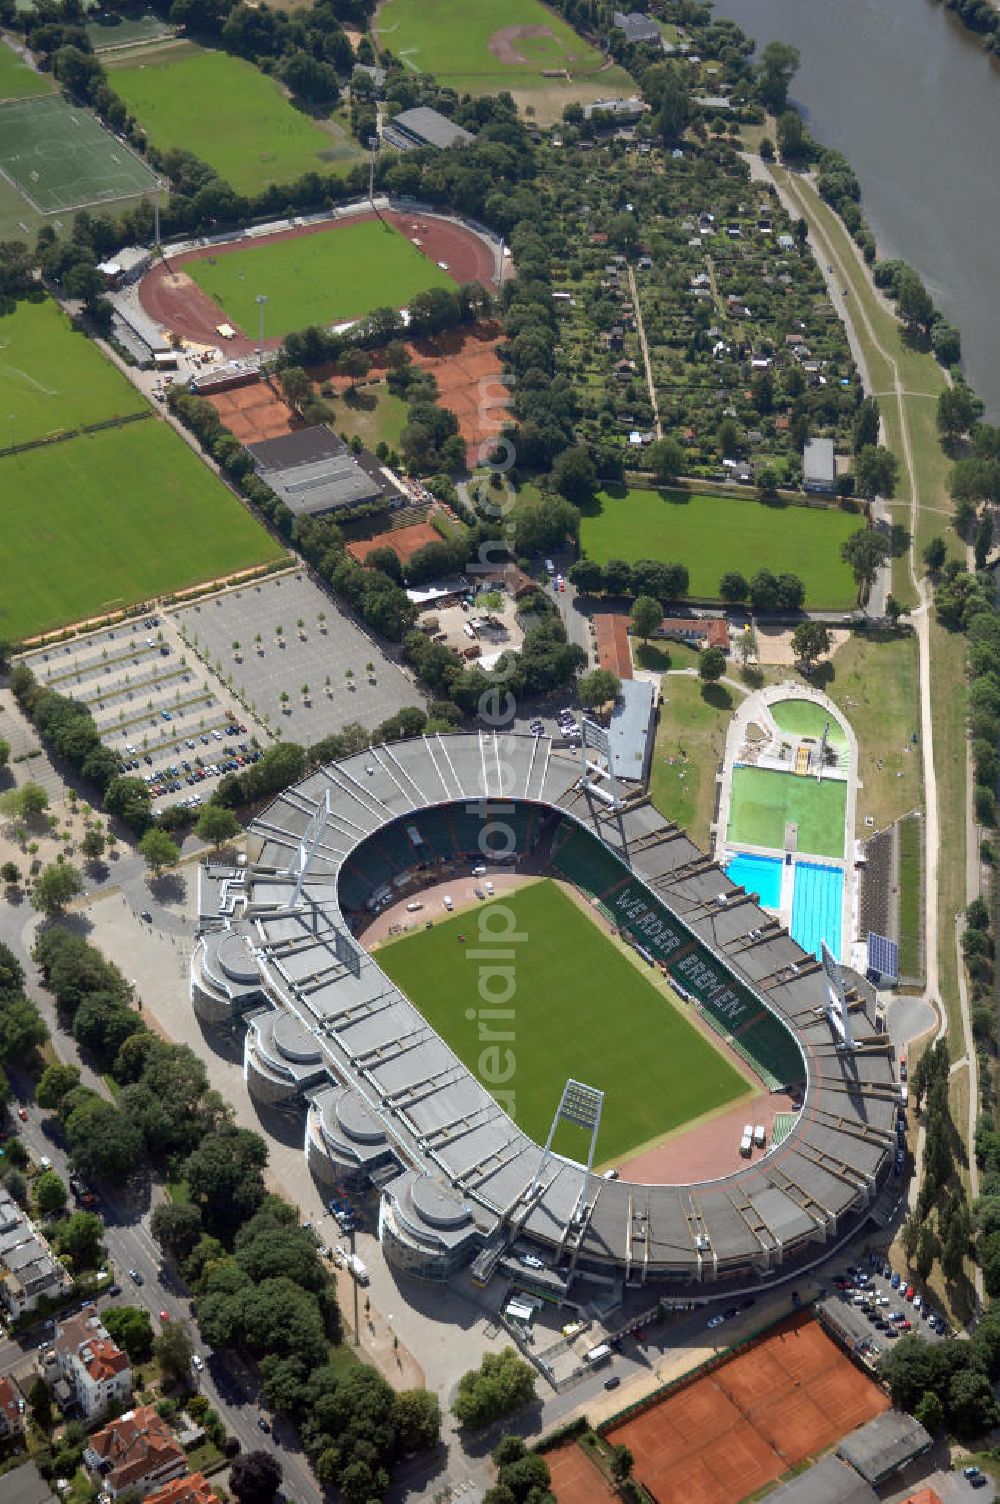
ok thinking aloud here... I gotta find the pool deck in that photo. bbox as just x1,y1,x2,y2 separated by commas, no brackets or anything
715,682,859,966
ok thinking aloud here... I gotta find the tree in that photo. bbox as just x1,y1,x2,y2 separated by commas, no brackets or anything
551,445,596,505
28,1376,51,1428
914,1390,944,1434
103,1305,154,1363
975,510,993,570
737,627,758,668
0,782,49,822
937,383,984,442
854,444,899,500
73,991,141,1068
184,1127,268,1241
923,535,947,572
755,40,800,112
396,1389,441,1452
139,828,180,877
103,774,152,831
231,1451,283,1504
790,621,831,671
949,1367,999,1439
852,396,881,455
579,669,620,708
63,1092,142,1181
53,1209,104,1269
80,827,106,864
1,861,18,886
756,465,780,500
698,647,727,684
155,1319,195,1387
452,1348,536,1430
337,349,369,393
631,595,663,643
896,265,934,334
568,559,604,594
31,862,84,917
647,436,684,485
151,1201,204,1264
841,528,890,603
776,109,806,161
720,572,748,604
915,1224,938,1281
37,1063,81,1110
35,1170,68,1217
195,805,240,849
611,1444,634,1483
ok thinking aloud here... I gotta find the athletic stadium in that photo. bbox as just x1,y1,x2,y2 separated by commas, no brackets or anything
191,731,899,1299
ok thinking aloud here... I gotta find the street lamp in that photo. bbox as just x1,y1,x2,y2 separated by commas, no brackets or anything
255,293,268,368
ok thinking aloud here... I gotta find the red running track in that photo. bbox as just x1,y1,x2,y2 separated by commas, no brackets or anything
138,208,500,355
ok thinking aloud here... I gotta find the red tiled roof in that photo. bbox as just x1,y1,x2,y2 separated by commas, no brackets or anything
897,1492,941,1504
82,1337,129,1382
90,1405,185,1492
594,613,633,679
0,1375,20,1430
146,1473,216,1504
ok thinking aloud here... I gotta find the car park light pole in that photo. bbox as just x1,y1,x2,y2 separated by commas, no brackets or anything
256,293,268,368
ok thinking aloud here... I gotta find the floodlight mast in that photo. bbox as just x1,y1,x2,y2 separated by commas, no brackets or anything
287,788,332,909
821,940,854,1050
529,1078,605,1208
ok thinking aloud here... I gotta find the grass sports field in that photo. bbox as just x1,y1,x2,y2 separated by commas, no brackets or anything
375,0,629,102
580,488,859,609
185,219,456,338
0,93,156,213
109,48,358,195
0,298,146,444
376,879,748,1164
727,767,847,859
0,37,53,99
0,421,283,640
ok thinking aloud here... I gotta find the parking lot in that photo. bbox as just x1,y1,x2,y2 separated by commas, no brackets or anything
174,573,419,744
21,615,249,810
819,1250,949,1362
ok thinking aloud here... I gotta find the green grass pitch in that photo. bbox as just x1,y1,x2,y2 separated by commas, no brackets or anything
580,487,859,610
0,37,53,100
376,879,749,1164
726,767,847,859
185,219,456,338
375,0,610,94
0,298,147,444
0,93,156,213
0,421,284,640
109,48,349,196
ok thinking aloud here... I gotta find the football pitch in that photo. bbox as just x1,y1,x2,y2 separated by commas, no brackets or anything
184,219,456,338
0,298,146,444
376,879,749,1165
727,767,847,860
109,47,357,196
580,487,859,610
0,93,156,213
375,0,621,97
0,421,284,641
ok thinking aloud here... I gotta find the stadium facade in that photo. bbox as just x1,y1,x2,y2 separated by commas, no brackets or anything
191,732,899,1298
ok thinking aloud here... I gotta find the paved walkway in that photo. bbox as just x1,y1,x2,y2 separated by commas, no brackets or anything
627,263,662,440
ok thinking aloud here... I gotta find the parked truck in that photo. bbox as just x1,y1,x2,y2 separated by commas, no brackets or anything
346,1253,370,1286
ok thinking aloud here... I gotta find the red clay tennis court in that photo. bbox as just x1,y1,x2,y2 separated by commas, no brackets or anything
204,380,299,443
346,519,441,566
605,1316,888,1504
546,1442,618,1504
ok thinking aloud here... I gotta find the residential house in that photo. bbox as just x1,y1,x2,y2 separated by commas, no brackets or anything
145,1476,216,1504
84,1406,187,1499
653,616,731,652
0,1374,23,1439
52,1304,131,1421
0,1187,71,1320
612,10,662,46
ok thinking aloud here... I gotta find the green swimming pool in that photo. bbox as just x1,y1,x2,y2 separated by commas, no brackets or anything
769,698,847,747
726,765,847,859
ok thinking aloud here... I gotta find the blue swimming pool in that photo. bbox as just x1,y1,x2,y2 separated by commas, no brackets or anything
725,852,783,909
791,861,844,961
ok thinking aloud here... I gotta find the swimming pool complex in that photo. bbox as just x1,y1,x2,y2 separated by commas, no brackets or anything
725,852,783,909
790,861,844,961
769,698,848,747
726,766,846,860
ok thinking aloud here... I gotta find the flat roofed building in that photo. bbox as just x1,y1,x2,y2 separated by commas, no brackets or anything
247,425,390,519
0,1187,71,1319
383,107,474,152
803,437,836,493
835,1411,933,1486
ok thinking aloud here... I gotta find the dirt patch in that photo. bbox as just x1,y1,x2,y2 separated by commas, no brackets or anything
138,209,500,355
205,379,301,443
488,23,555,65
605,1314,889,1504
346,518,440,566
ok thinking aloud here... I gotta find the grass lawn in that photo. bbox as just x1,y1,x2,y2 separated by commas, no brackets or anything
0,297,146,443
897,813,922,978
376,878,747,1163
650,673,734,848
108,47,357,195
769,697,847,747
580,487,859,609
930,617,968,1048
726,765,847,859
375,0,618,97
0,36,53,98
825,629,921,837
86,12,175,51
334,384,410,454
0,421,284,640
186,220,455,338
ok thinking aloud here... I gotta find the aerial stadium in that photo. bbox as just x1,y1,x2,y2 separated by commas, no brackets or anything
190,729,899,1301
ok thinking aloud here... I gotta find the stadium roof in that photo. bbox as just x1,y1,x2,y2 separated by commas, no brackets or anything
247,425,387,517
386,107,474,151
836,1411,932,1485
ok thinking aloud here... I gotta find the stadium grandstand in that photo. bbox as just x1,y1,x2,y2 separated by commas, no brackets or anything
191,732,899,1298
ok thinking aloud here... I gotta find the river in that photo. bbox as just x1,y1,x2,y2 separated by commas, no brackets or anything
718,0,1000,416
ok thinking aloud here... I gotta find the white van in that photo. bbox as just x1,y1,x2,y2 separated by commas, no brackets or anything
753,1126,766,1149
545,558,556,575
443,895,454,911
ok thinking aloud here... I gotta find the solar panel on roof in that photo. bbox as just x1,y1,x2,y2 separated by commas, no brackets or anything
866,932,898,982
